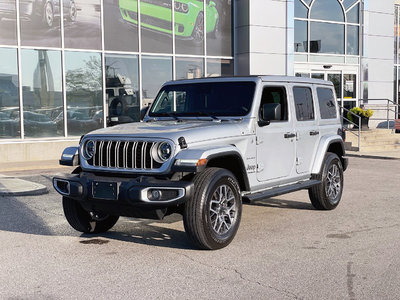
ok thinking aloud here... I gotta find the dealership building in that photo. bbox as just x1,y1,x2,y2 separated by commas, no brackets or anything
0,0,397,162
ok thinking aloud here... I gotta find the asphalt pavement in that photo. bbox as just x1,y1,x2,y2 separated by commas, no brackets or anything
0,156,399,299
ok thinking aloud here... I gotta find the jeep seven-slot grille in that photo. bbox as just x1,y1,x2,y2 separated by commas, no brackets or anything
89,140,162,170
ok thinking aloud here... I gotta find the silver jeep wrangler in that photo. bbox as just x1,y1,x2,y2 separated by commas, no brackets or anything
53,76,348,250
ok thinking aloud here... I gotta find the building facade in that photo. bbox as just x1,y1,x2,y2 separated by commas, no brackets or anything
0,0,397,162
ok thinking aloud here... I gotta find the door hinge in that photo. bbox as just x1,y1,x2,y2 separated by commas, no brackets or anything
257,163,264,172
296,157,303,166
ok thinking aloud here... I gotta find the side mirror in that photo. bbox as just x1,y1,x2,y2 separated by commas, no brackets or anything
258,103,281,127
140,106,150,121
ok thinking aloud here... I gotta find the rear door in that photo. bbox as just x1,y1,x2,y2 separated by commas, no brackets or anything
291,85,320,174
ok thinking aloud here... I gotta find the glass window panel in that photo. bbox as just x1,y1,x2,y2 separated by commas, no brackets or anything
310,54,345,63
63,0,101,50
347,25,359,55
105,54,140,126
343,74,356,99
140,0,172,54
20,0,61,47
295,73,311,78
317,88,337,119
303,0,312,5
310,22,344,54
21,49,63,138
310,0,344,22
206,58,233,77
295,0,308,18
0,48,19,138
141,56,172,106
106,0,138,52
293,87,314,121
175,0,204,55
346,4,359,24
327,73,342,98
343,0,358,10
207,0,232,57
65,51,103,136
176,57,204,80
0,0,17,45
395,6,398,64
294,20,308,52
311,73,324,80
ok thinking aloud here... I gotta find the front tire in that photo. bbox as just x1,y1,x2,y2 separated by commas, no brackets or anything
62,197,119,233
43,2,54,27
191,12,204,43
308,152,344,210
68,1,77,22
183,168,242,250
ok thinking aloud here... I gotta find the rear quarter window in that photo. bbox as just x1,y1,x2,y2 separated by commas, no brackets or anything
317,87,337,119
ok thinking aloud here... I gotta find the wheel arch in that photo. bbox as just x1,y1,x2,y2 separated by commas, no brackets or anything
311,136,346,175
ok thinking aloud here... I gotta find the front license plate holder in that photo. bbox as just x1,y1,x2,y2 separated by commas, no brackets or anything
92,181,118,200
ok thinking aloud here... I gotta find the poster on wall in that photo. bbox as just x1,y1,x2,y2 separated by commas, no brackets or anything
207,0,232,57
63,0,101,50
0,0,17,45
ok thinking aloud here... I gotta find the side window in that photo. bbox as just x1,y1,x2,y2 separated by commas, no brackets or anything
317,87,337,119
293,87,314,121
260,86,288,121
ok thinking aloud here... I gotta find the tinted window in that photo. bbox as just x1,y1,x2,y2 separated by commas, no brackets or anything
260,86,288,121
294,20,308,52
293,87,314,121
310,22,344,54
317,88,337,119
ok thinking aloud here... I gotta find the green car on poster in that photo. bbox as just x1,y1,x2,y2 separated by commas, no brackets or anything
119,0,219,42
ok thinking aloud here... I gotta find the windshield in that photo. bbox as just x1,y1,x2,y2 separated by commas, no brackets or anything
149,81,256,118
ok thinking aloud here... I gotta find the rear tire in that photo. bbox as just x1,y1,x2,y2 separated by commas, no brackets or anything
183,168,242,250
308,152,344,210
62,197,119,233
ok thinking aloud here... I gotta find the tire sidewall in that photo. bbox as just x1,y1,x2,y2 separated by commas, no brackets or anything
200,169,242,249
321,153,344,209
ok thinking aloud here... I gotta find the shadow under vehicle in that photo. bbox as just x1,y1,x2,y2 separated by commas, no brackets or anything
0,0,77,27
0,111,19,137
11,110,57,137
119,0,218,42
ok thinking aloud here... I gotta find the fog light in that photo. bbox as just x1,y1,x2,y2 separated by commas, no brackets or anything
148,189,162,201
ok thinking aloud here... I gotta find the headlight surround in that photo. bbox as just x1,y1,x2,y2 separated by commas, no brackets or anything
174,2,189,13
83,140,95,160
152,141,172,163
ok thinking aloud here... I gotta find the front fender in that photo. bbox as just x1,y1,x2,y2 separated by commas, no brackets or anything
311,135,345,175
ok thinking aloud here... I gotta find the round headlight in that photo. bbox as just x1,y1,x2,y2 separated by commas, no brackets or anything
84,140,95,159
157,142,172,162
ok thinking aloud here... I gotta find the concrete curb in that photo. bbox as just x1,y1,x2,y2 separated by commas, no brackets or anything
0,177,48,197
346,153,400,161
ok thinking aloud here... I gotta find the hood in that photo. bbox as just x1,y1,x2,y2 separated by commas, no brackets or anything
85,120,249,145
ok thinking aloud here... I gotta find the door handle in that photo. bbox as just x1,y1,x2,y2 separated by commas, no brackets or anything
284,133,296,139
309,130,319,136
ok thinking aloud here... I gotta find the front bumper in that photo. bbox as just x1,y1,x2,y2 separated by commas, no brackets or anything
53,172,193,217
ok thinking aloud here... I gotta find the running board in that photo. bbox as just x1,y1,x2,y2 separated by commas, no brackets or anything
243,180,321,203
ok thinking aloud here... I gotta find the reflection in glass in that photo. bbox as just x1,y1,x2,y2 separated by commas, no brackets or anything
295,0,308,18
64,0,101,50
175,0,204,55
0,0,17,45
20,0,62,47
140,0,172,53
327,73,342,98
310,22,344,54
346,4,359,24
343,0,358,10
395,6,398,64
21,49,63,138
105,54,140,126
65,51,103,136
294,20,307,52
343,74,357,99
310,0,344,22
176,57,203,80
0,48,19,138
295,73,310,78
207,59,233,77
311,73,324,80
347,25,359,55
141,56,172,106
207,0,231,57
105,0,138,52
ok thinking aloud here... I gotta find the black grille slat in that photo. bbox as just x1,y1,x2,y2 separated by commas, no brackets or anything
87,139,164,170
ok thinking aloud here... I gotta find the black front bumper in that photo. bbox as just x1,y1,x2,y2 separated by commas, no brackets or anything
53,172,193,219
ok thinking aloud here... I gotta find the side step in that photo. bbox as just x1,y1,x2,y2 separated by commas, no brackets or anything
243,180,321,203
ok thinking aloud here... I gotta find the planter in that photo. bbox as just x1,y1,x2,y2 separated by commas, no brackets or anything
360,116,369,131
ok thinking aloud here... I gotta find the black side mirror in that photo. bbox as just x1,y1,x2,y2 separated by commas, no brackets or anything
258,103,281,127
140,106,150,121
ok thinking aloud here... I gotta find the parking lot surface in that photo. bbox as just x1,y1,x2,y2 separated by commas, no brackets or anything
0,157,399,299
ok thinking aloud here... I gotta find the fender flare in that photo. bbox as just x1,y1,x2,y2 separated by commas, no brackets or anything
311,135,345,175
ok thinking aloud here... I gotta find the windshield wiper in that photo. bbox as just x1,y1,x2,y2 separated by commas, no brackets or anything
155,112,181,121
192,111,220,121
